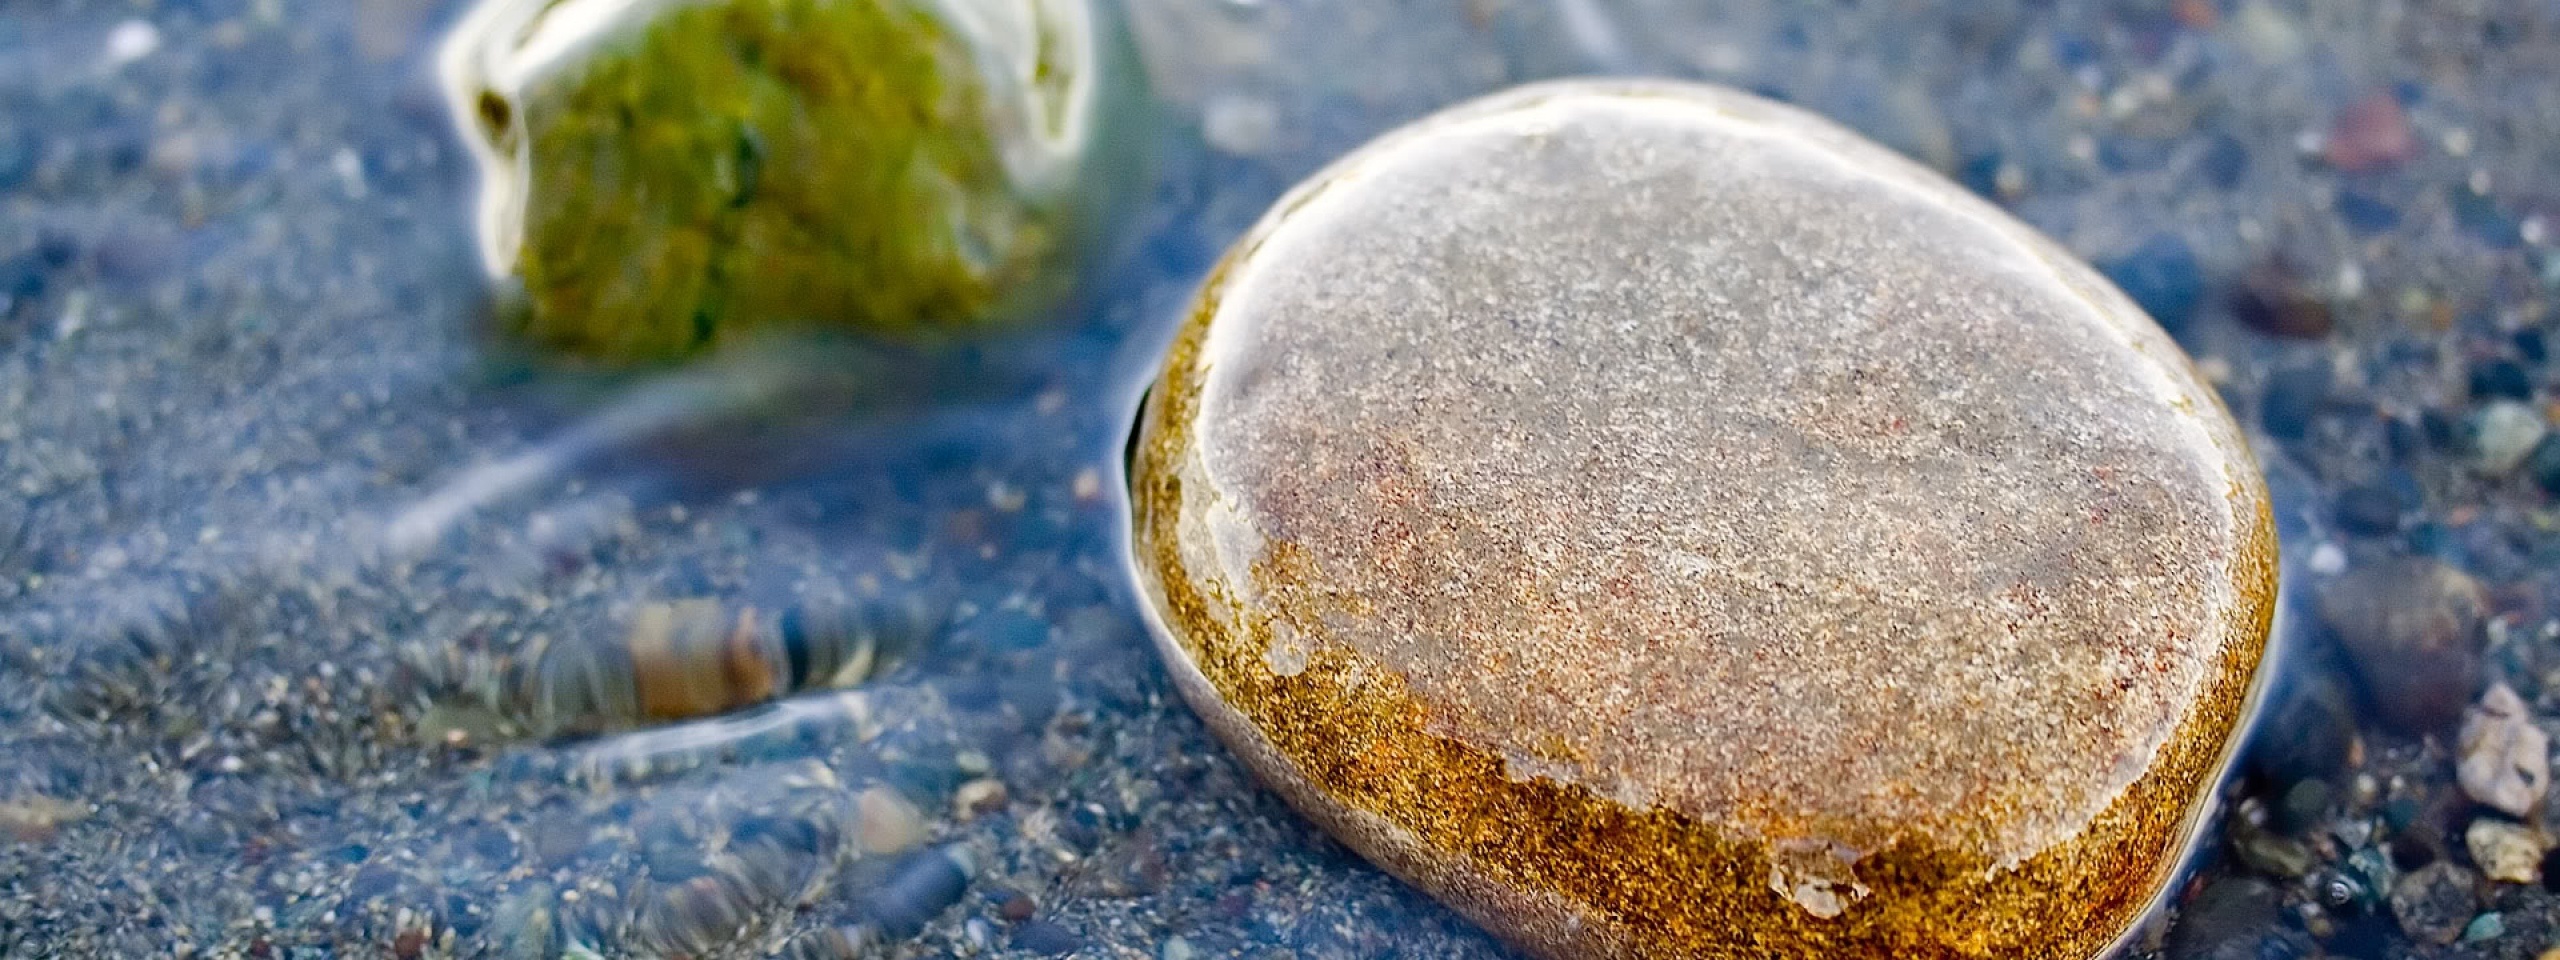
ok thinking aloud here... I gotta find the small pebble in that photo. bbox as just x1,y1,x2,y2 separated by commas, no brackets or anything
2525,433,2560,496
953,778,1008,819
2317,558,2486,731
1160,936,1198,960
2457,684,2549,817
1203,93,1282,156
2231,260,2334,340
2249,673,2354,786
2100,233,2206,333
2471,360,2536,401
863,847,972,939
101,19,161,69
2389,862,2479,946
2464,818,2545,885
2326,91,2417,173
2467,401,2548,474
2334,486,2402,537
2260,363,2332,439
2233,824,2315,878
2200,134,2249,189
2464,911,2506,943
1011,920,1084,956
993,887,1037,922
2336,188,2402,233
857,786,929,856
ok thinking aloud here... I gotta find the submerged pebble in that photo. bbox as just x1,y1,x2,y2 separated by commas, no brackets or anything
2389,861,2479,946
438,0,1138,363
2464,818,2544,885
1127,79,2276,959
2319,558,2486,732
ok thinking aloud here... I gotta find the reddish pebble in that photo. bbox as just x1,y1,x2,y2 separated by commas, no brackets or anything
2326,92,2417,173
995,887,1038,922
2173,0,2219,30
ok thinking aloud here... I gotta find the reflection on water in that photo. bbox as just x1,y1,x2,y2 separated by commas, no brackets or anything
3,0,2558,957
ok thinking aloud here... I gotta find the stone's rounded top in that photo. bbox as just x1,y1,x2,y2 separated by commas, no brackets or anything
439,0,1101,278
434,0,1131,363
1131,79,2276,957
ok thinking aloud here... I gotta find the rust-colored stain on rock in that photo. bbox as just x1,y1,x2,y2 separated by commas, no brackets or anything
1126,79,2276,958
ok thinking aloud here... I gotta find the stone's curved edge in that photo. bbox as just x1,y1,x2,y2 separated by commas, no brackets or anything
1126,554,1634,957
2099,594,2292,960
1123,78,2282,958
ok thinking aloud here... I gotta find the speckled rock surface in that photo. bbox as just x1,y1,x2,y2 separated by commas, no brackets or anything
1129,80,2279,958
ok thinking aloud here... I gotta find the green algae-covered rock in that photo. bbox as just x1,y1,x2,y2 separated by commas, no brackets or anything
439,0,1134,364
1127,80,2277,959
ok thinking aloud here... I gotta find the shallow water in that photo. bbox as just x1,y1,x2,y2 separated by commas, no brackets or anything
2,1,2557,958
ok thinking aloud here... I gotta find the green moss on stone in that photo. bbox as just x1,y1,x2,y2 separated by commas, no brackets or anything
509,0,1066,363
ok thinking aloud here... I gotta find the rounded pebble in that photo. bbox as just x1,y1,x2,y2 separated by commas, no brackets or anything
1010,920,1083,956
2467,401,2549,475
2389,862,2479,946
1126,79,2276,960
439,0,1139,362
2317,558,2485,732
856,786,929,857
863,846,972,939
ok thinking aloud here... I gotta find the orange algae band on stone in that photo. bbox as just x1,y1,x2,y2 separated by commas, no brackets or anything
1124,80,2277,959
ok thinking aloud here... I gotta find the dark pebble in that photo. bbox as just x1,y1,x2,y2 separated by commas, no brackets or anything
2452,185,2522,248
2531,433,2560,496
2387,862,2478,946
2422,408,2462,450
2277,779,2332,835
2249,672,2355,785
2540,845,2560,892
2336,189,2402,233
864,847,971,939
2335,486,2403,536
2200,134,2249,189
1959,152,2005,199
2099,136,2173,173
465,824,517,865
2232,262,2334,340
2387,414,2428,460
0,247,50,318
2164,876,2278,960
1011,920,1083,956
2327,910,2395,960
2517,328,2547,364
2261,364,2332,439
0,131,33,191
2100,233,2206,333
2469,360,2534,401
2316,557,2485,732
